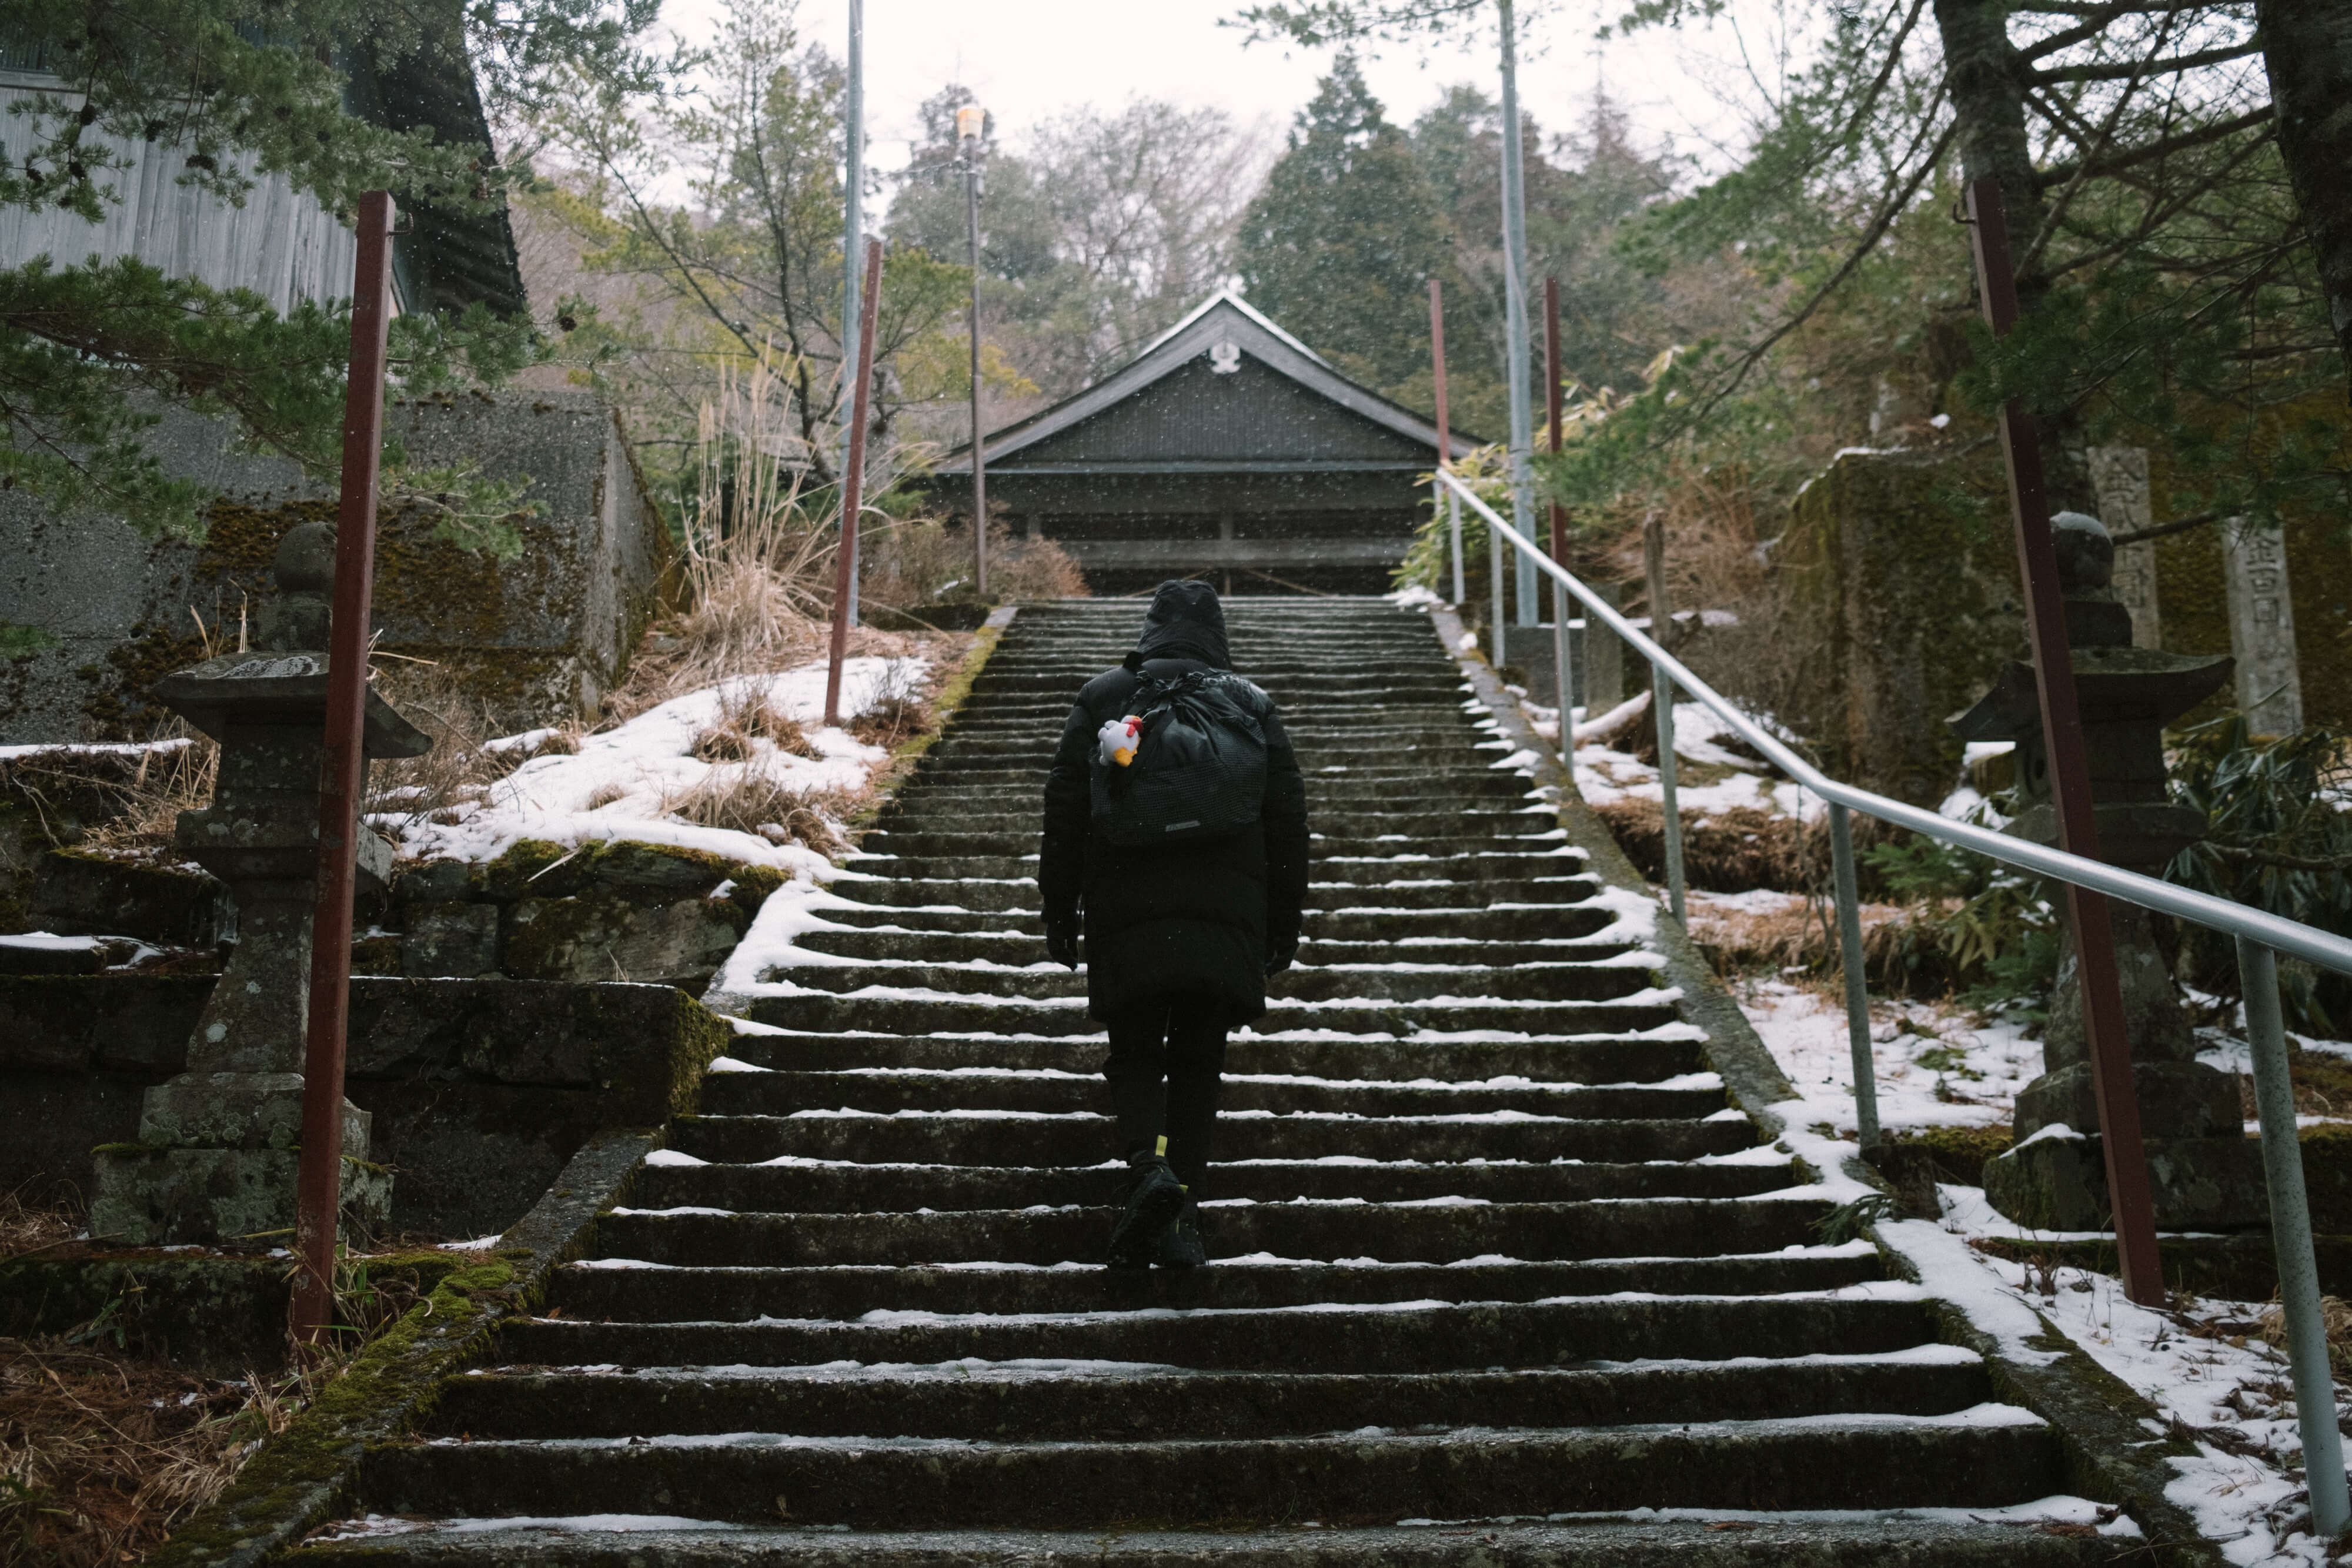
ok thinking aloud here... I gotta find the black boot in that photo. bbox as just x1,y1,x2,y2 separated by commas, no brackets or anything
1105,1154,1185,1269
1155,1194,1207,1268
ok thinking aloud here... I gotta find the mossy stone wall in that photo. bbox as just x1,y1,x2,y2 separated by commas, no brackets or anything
1779,449,2022,805
0,975,727,1240
2149,414,2352,727
0,392,678,741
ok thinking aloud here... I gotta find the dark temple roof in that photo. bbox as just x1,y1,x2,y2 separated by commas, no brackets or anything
936,292,1481,478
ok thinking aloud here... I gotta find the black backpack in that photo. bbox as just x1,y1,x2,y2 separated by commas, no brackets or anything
1089,671,1269,847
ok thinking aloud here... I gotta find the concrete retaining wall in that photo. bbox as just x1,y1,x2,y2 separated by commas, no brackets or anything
0,390,677,741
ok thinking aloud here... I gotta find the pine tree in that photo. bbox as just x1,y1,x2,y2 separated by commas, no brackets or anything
1235,55,1448,389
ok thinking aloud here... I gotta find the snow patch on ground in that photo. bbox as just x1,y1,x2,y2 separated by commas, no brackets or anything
372,657,911,877
1730,974,2352,1562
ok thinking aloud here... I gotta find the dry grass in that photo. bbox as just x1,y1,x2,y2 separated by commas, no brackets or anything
0,1340,309,1566
58,736,219,861
861,516,1089,608
664,773,855,856
0,1189,78,1262
2260,1295,2352,1376
846,658,932,750
362,663,578,835
693,683,823,764
1685,888,1940,985
1591,798,1820,894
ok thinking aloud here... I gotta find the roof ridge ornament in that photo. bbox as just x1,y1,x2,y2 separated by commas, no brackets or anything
1207,339,1241,375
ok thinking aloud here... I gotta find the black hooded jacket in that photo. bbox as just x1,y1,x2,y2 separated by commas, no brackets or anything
1040,582,1311,1024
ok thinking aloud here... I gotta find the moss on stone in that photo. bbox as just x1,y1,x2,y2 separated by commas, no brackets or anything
2149,394,2352,729
480,839,583,900
844,621,1004,838
726,863,786,925
663,992,732,1120
1778,450,2019,805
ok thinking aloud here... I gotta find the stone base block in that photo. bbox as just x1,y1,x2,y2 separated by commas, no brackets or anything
88,1146,391,1247
138,1072,372,1154
1984,1131,2267,1232
2014,1061,2242,1143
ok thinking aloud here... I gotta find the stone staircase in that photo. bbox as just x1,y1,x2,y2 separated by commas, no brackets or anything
298,599,2112,1563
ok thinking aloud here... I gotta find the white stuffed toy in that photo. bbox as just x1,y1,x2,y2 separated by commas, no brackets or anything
1096,714,1143,768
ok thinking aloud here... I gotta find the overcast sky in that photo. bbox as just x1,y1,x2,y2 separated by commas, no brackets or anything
658,0,1806,180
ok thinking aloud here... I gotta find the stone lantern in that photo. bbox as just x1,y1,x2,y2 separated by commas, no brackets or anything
89,521,429,1246
1962,512,2264,1230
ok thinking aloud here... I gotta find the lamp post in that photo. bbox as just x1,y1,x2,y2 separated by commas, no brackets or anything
958,102,988,600
838,0,864,628
1499,0,1538,628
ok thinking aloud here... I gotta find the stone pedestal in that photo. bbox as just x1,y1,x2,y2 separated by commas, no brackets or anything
1962,513,2264,1231
89,523,426,1246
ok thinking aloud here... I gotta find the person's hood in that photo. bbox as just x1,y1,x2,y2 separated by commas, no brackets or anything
1125,579,1231,671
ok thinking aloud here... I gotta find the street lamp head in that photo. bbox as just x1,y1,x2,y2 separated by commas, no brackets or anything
956,104,984,143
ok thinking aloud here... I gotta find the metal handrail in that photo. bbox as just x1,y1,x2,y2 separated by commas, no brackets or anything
1435,466,2352,1532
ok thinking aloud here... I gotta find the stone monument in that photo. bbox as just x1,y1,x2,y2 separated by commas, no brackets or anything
89,521,429,1246
2223,516,2303,734
1963,512,2266,1231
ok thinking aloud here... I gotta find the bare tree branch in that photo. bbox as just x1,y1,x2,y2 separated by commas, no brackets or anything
2033,105,2273,186
2030,41,2260,83
1683,115,1957,427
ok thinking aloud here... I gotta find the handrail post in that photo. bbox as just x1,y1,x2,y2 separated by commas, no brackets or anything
1829,803,1879,1148
2240,937,2351,1537
1449,486,1465,608
1489,500,1508,669
1652,658,1685,923
1553,579,1573,768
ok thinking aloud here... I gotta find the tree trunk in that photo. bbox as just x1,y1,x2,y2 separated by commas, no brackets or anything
1932,0,2093,509
1932,0,2046,274
2257,0,2352,400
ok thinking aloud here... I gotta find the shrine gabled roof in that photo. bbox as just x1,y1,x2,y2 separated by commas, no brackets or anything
934,290,1477,476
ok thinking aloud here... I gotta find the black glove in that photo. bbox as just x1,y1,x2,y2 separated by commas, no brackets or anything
1264,935,1299,977
1045,918,1080,970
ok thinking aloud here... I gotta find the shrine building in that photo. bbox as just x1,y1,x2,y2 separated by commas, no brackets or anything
931,292,1474,596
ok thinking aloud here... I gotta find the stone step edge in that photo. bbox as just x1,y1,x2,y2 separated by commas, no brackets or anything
282,1510,2134,1565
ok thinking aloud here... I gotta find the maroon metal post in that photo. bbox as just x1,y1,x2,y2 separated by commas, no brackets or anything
1543,277,1566,562
1966,175,2166,1306
1428,279,1452,468
293,190,396,1345
824,236,887,727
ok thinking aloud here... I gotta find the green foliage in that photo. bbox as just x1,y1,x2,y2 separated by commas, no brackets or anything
1,0,660,223
1863,830,2063,1017
1392,443,1512,604
2166,716,2352,1033
537,0,970,507
1227,0,1488,49
1237,55,1449,388
0,258,547,542
1815,1191,1899,1243
0,623,59,657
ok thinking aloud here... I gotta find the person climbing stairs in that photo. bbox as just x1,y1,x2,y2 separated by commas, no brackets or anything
295,598,2115,1563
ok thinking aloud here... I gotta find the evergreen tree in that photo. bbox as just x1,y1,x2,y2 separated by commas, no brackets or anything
1235,55,1448,389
